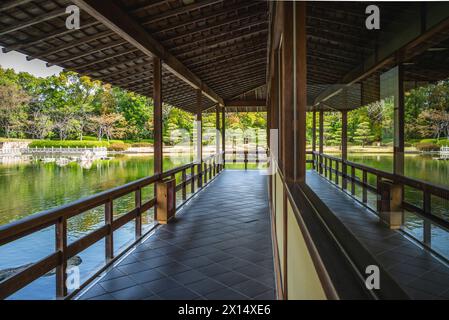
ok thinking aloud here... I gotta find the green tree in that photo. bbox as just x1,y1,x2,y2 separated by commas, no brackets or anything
354,122,374,147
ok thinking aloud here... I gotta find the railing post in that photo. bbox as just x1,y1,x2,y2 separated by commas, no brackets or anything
197,163,202,189
362,171,368,204
182,169,187,201
244,149,248,170
135,188,142,238
213,159,216,177
191,165,195,194
335,161,339,186
351,166,355,195
329,159,332,181
105,200,114,261
56,216,67,298
423,191,432,246
204,162,208,184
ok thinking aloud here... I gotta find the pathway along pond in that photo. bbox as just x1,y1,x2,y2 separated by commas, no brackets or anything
0,153,448,298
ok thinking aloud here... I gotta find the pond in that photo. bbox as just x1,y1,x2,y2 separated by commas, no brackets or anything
0,153,196,299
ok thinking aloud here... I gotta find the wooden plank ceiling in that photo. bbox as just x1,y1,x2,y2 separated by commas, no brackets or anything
1,1,449,112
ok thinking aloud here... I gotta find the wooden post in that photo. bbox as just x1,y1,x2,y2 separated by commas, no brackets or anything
393,64,406,228
312,111,317,152
196,89,203,188
153,57,163,175
394,65,405,176
55,216,67,298
341,110,348,190
135,188,142,238
319,110,324,174
295,1,307,182
216,105,220,160
105,200,113,261
153,57,162,220
222,107,225,168
281,1,306,182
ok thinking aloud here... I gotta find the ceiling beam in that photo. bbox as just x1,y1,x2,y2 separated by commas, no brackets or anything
73,0,224,105
0,8,66,36
0,0,33,12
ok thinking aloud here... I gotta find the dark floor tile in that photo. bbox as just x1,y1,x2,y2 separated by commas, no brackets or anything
171,270,207,285
213,271,250,287
253,289,276,300
117,261,151,275
231,279,272,298
80,284,107,300
187,278,227,296
129,269,165,284
143,277,182,294
205,287,248,300
157,287,200,300
110,285,154,300
88,293,116,300
198,263,230,277
99,275,137,293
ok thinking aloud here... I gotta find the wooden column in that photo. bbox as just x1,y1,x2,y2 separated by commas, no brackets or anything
153,57,163,175
394,65,405,176
196,89,203,187
341,110,348,189
215,105,220,162
312,110,317,170
221,106,225,168
319,110,324,174
312,110,317,152
281,1,306,182
295,1,307,182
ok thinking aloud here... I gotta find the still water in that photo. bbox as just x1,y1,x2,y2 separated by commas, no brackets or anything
1,153,448,299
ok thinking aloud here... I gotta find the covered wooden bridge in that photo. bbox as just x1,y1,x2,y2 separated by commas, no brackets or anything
1,0,449,300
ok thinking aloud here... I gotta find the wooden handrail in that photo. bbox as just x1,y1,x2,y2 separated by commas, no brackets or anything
311,151,449,238
0,152,225,300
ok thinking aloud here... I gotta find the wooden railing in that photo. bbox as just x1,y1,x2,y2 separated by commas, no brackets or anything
311,151,449,248
225,149,269,169
0,152,224,300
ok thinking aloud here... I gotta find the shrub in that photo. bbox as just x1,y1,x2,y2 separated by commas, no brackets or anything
415,142,440,152
29,140,109,148
108,142,129,151
131,142,152,147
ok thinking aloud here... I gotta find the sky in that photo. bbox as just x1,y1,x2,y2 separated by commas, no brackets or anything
0,46,63,78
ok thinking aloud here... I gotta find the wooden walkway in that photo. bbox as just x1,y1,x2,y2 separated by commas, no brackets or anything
307,170,449,300
76,170,275,300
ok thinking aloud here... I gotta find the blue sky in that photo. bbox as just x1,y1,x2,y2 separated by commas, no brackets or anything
0,46,63,78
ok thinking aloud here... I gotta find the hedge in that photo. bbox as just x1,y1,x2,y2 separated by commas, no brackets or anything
29,140,110,148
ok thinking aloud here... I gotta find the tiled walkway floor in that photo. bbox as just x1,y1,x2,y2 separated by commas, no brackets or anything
307,170,449,300
77,170,275,300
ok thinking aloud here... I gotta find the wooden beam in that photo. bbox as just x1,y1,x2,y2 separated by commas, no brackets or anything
153,57,163,174
73,0,224,105
2,20,99,53
0,8,66,36
0,0,33,12
28,30,115,61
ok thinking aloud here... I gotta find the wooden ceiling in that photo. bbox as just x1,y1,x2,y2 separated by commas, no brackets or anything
1,1,449,113
0,0,268,113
